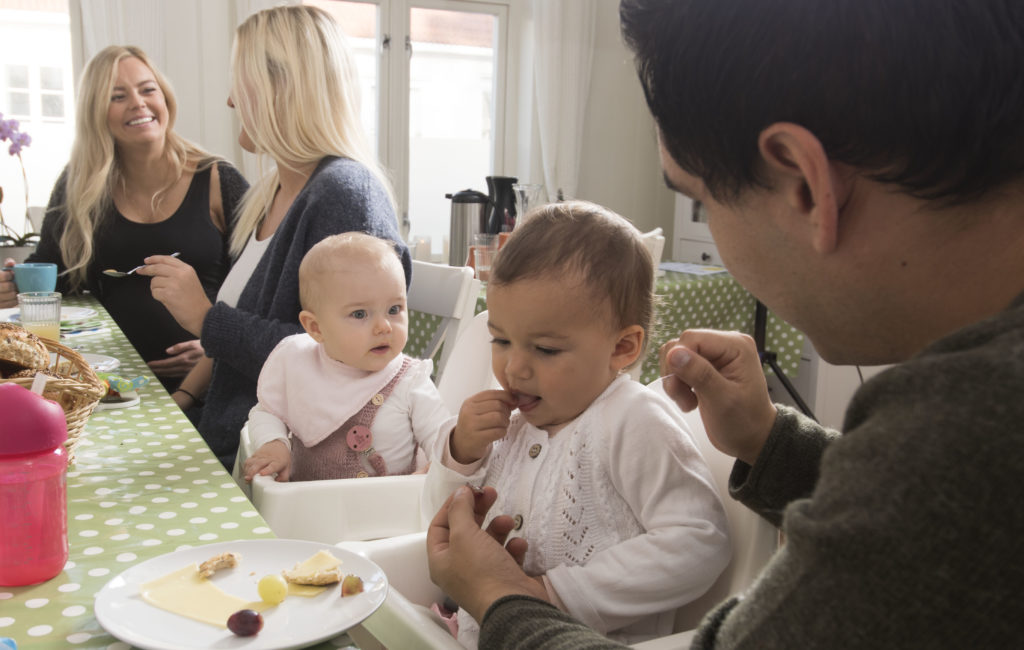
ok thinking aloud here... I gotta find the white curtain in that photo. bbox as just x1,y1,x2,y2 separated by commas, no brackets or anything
77,0,163,62
70,0,286,165
531,0,597,202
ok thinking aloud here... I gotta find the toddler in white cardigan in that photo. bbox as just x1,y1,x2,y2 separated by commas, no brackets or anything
424,201,731,647
243,232,449,482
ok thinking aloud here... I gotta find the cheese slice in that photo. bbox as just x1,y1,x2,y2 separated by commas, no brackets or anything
140,564,270,627
287,582,328,597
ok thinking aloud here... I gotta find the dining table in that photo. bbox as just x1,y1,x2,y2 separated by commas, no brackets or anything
0,295,355,650
408,266,806,385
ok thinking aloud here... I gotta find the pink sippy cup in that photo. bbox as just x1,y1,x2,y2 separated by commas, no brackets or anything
0,382,69,586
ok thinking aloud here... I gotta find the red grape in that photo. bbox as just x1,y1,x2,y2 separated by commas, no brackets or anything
227,609,264,636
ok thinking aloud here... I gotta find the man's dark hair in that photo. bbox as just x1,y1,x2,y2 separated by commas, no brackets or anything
620,0,1024,204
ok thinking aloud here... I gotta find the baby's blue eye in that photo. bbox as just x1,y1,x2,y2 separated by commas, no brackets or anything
388,304,402,315
351,309,367,319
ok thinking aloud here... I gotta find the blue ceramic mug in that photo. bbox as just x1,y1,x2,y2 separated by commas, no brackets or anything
13,263,58,293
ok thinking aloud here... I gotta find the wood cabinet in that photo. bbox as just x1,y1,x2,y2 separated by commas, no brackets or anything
672,196,724,265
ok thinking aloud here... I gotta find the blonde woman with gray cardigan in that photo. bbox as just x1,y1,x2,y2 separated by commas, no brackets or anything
141,6,408,469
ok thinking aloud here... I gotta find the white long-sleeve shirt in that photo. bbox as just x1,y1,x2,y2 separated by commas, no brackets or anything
425,374,731,646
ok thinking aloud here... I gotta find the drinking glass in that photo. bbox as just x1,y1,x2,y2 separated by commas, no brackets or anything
470,233,499,283
513,183,543,228
17,292,61,342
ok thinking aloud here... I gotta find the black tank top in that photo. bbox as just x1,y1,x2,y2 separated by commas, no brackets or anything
89,167,229,363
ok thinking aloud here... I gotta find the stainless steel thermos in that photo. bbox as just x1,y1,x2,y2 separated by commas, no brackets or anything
446,189,490,266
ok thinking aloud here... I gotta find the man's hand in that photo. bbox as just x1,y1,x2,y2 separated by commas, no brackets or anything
243,440,292,482
427,485,546,623
147,340,205,378
450,390,516,464
659,328,778,465
136,254,211,336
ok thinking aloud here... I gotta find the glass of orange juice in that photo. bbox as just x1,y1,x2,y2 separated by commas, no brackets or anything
16,292,62,342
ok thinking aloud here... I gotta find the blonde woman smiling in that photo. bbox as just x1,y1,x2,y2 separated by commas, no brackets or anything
0,46,248,388
140,5,408,468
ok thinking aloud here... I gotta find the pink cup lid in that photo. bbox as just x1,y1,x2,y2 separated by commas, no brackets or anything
0,383,68,455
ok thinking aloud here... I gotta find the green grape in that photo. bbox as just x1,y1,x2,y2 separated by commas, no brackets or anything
258,573,288,605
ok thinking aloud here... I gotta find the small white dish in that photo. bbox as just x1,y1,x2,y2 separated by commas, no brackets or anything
59,306,99,324
48,351,120,373
94,539,387,650
2,306,98,325
82,352,120,372
97,390,140,410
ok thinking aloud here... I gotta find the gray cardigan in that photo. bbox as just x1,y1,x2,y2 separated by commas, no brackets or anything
478,291,1024,649
198,156,408,468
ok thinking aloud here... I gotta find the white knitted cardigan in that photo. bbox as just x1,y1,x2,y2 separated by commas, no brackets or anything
425,374,731,646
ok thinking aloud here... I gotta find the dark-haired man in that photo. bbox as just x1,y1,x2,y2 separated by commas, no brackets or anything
427,1,1024,647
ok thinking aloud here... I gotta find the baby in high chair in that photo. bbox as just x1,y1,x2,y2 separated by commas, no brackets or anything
424,201,731,647
243,232,450,482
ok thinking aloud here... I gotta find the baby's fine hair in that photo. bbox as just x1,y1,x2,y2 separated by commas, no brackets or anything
491,200,655,365
299,232,404,311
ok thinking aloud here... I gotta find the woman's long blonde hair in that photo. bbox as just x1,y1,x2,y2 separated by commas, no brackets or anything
61,45,218,289
228,5,396,256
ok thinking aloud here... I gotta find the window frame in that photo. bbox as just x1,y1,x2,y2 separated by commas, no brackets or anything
328,0,516,237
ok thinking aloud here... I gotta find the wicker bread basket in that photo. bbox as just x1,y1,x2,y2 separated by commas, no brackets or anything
1,337,106,462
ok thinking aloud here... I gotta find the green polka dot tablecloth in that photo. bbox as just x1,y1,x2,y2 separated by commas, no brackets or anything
0,295,350,650
408,269,805,385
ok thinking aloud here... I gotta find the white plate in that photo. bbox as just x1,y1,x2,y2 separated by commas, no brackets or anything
1,306,98,325
59,306,98,324
94,539,387,650
48,351,120,372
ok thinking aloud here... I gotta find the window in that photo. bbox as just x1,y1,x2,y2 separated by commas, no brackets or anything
308,0,510,259
3,65,30,117
39,65,66,120
0,1,74,236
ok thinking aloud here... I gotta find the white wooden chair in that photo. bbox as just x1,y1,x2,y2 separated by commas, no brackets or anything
407,260,480,382
26,206,46,233
641,226,666,276
338,376,780,649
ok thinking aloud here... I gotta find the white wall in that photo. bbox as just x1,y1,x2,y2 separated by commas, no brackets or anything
575,0,675,250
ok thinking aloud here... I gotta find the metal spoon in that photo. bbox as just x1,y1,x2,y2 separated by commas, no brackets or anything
102,251,180,277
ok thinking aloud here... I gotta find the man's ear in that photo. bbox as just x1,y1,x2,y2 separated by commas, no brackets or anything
611,325,645,372
758,122,849,254
299,310,324,342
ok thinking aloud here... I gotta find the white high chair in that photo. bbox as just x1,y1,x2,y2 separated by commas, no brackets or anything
231,310,498,544
338,376,779,649
631,378,780,648
434,310,499,414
